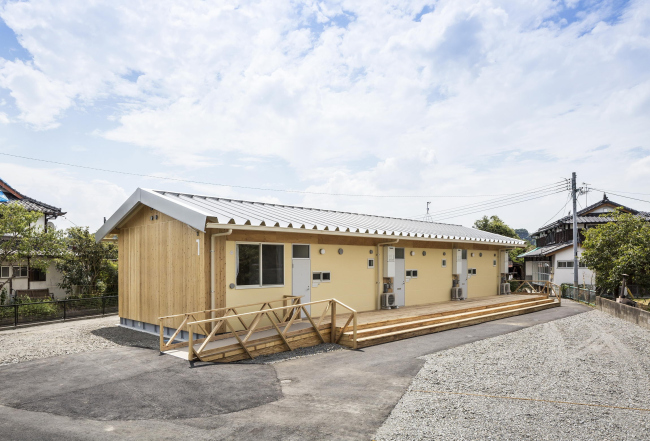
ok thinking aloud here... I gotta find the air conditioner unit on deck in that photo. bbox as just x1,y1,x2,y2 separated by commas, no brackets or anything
381,292,397,309
451,287,466,301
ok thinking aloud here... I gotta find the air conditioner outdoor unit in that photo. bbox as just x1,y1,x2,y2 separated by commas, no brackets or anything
381,292,397,309
451,287,465,301
499,283,511,295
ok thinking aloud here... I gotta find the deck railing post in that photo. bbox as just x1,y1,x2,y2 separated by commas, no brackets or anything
159,319,165,353
352,312,357,350
331,301,337,343
187,321,194,361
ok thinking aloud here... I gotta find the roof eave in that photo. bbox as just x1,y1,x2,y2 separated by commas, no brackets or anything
95,188,209,242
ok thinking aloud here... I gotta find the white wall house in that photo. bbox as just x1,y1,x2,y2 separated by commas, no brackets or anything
0,178,67,299
521,194,650,288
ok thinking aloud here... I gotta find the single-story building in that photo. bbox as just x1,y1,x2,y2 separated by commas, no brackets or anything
95,188,525,335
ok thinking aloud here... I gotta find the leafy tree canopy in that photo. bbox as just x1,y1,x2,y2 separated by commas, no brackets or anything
473,215,533,265
473,215,519,239
582,209,650,294
56,227,118,296
0,203,65,290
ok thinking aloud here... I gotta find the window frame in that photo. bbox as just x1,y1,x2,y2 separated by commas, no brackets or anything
321,271,331,282
0,266,9,278
13,266,28,278
367,258,374,269
441,259,447,268
235,242,285,289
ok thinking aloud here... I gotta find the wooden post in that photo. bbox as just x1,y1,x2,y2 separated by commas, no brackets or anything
159,319,164,353
352,312,358,350
331,301,337,343
187,323,194,361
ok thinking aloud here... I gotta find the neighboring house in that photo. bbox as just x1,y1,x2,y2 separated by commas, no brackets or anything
95,188,524,335
0,178,66,299
520,194,650,287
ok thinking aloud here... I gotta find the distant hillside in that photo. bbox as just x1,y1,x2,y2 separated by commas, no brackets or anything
515,228,531,243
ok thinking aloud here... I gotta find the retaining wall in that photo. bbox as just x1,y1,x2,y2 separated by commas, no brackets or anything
595,297,650,331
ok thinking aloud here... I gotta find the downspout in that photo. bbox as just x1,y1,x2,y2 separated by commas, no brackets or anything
376,238,400,309
211,229,233,319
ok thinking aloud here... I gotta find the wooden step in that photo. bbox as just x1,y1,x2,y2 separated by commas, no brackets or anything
349,295,549,331
343,298,555,339
341,301,558,348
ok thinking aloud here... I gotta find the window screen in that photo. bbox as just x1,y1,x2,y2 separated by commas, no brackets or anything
412,270,418,278
406,270,412,277
322,272,331,282
395,248,405,259
1,267,8,278
313,272,322,281
262,244,284,285
292,244,309,259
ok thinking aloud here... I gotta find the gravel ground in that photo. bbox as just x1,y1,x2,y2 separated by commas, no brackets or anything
237,343,345,364
0,316,158,366
375,308,650,441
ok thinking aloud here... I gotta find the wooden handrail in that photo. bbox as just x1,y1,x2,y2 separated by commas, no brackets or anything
180,298,358,361
158,296,303,320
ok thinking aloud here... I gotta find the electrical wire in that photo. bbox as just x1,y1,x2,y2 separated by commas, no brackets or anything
536,192,572,231
0,152,558,199
410,181,568,220
591,188,650,205
419,184,567,221
429,189,567,222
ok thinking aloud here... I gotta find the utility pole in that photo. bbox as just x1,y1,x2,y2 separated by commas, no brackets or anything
572,172,579,288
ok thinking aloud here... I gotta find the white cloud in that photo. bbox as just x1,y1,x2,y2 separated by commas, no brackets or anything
0,163,128,230
0,0,649,227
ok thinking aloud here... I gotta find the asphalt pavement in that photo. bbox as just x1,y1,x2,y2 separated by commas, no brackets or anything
0,300,590,441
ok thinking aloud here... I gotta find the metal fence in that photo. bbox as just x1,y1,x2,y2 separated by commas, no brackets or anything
563,286,598,306
0,295,118,328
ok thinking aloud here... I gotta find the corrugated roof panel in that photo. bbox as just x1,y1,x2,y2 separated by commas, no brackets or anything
101,189,525,245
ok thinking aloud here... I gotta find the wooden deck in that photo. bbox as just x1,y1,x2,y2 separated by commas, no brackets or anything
161,294,558,363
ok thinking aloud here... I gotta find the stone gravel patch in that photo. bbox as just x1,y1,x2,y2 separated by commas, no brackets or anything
375,309,650,441
0,316,158,366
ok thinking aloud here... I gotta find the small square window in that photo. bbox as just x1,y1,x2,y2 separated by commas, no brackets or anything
406,270,412,277
442,259,447,268
322,272,331,282
368,258,374,269
312,272,322,281
493,260,497,267
411,270,418,278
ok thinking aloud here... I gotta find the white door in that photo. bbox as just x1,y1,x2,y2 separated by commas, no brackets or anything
292,244,311,313
394,248,405,307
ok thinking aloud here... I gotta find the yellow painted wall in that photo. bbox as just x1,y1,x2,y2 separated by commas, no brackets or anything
309,244,377,316
224,241,377,319
467,250,500,298
403,247,453,306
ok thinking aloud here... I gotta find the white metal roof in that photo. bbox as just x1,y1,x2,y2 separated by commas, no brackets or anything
95,188,525,246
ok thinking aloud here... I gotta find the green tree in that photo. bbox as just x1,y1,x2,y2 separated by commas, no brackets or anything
581,209,650,294
56,227,118,296
473,215,519,238
0,203,65,292
473,215,533,265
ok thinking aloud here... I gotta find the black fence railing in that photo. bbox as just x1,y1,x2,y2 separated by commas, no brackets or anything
0,295,118,328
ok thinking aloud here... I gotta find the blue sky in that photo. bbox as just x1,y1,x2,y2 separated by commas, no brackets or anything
0,0,649,231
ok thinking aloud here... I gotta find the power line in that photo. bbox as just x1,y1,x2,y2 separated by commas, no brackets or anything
537,192,572,232
411,181,567,220
591,188,650,205
429,189,567,222
0,152,549,199
422,184,567,221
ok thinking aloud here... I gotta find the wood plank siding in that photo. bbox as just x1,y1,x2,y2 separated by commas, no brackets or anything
118,206,211,328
